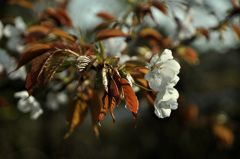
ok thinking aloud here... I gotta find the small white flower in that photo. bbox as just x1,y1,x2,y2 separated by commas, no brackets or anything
144,49,180,91
14,91,43,119
144,49,180,118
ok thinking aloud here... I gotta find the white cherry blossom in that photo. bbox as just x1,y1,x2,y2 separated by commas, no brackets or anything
144,49,180,118
154,87,179,118
14,91,43,119
144,49,180,91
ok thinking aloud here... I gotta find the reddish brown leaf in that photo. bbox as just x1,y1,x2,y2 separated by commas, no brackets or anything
24,25,50,44
151,1,167,14
120,78,139,119
109,76,121,107
25,52,52,96
139,28,162,41
44,8,73,27
50,29,76,41
97,12,116,20
25,71,34,97
94,21,113,31
95,29,130,42
98,92,109,121
42,52,69,88
16,44,52,70
64,93,88,138
113,72,122,97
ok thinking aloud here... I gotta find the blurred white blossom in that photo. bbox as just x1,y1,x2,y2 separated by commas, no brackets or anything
46,91,68,110
104,38,138,64
145,49,180,118
14,91,43,119
2,16,26,53
0,48,26,80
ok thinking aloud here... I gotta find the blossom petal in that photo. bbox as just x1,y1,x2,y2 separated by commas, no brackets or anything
154,107,171,118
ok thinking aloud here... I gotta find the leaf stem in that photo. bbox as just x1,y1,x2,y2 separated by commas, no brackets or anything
132,82,155,92
124,65,146,72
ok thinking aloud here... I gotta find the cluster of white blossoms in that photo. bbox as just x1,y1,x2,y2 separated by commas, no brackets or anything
145,49,180,118
14,91,43,119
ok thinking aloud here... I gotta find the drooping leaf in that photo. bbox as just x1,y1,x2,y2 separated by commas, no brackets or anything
109,97,117,122
87,88,101,137
120,78,139,119
16,44,52,70
113,71,122,96
151,1,167,14
98,92,109,122
42,52,69,88
64,93,89,138
96,12,116,20
25,71,34,97
26,52,52,96
109,76,121,106
102,67,108,92
95,29,130,42
50,29,76,41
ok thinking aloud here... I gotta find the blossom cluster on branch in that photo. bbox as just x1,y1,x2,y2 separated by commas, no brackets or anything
0,0,239,138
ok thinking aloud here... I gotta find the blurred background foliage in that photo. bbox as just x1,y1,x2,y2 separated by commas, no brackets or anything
0,0,240,158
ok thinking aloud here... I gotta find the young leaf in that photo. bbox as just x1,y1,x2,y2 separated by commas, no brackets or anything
16,44,52,70
95,29,130,42
96,12,116,20
50,29,76,41
120,78,139,119
151,1,167,15
65,93,88,138
139,28,162,41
